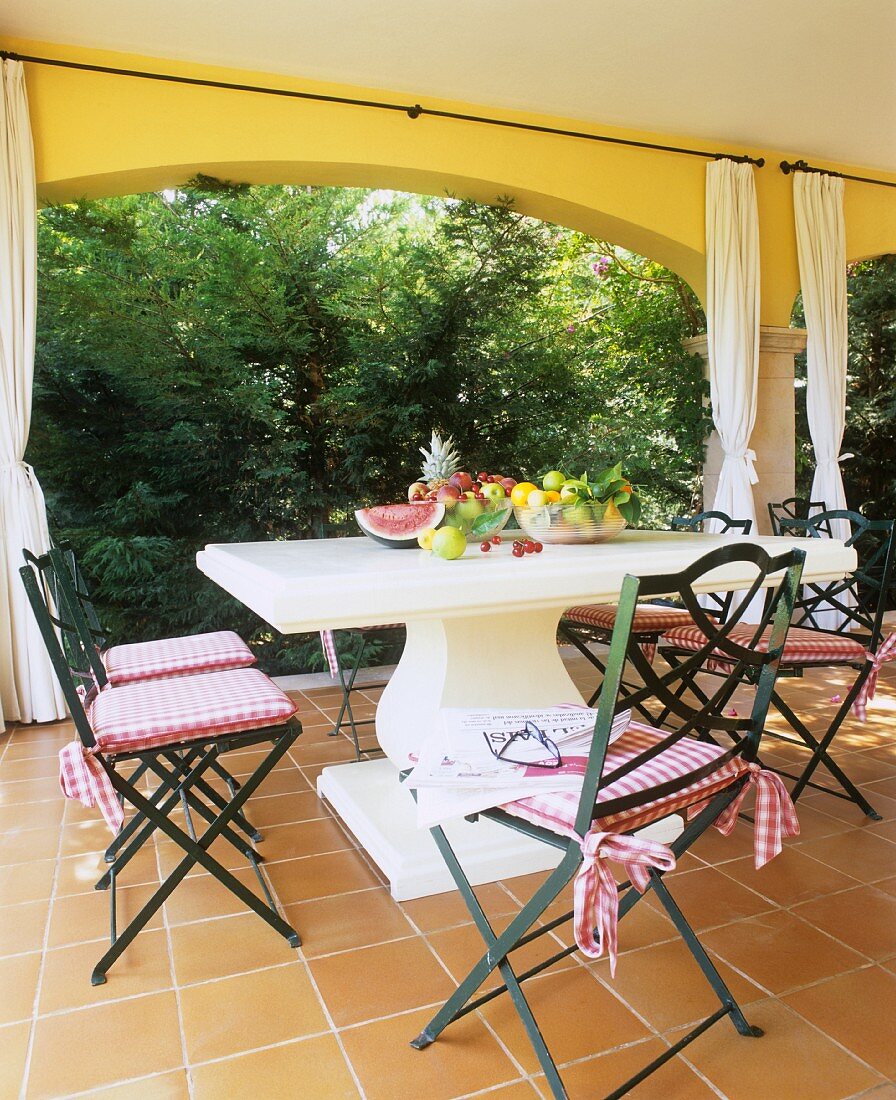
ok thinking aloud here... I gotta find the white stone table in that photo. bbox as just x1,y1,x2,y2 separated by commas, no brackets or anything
197,530,854,899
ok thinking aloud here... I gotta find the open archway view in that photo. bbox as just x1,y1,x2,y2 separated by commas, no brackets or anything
29,180,710,673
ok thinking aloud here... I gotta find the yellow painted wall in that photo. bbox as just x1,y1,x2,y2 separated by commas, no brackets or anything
7,37,896,325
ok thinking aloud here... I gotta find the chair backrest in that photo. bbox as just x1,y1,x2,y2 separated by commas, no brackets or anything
768,497,830,536
19,552,99,748
778,510,896,649
54,541,106,643
572,543,806,838
671,511,753,536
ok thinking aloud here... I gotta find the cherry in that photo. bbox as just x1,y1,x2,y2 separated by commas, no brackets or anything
411,491,424,501
474,492,485,499
524,541,535,553
512,545,524,558
491,535,502,545
480,541,491,553
534,541,544,553
471,482,481,491
477,471,489,483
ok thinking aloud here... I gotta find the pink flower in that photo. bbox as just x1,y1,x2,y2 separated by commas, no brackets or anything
566,324,576,333
726,708,739,717
830,694,842,704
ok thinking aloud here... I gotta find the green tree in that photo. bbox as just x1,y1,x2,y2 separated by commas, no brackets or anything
30,181,707,672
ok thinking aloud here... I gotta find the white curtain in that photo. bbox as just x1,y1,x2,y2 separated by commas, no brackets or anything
794,172,850,542
0,59,66,727
705,159,761,535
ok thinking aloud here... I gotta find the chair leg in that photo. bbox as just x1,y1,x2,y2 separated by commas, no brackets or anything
771,685,880,819
91,730,301,985
648,873,762,1038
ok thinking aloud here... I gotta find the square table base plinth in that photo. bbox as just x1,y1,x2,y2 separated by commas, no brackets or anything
317,759,562,900
316,760,685,901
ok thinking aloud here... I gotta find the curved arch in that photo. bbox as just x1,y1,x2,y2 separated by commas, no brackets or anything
39,159,705,296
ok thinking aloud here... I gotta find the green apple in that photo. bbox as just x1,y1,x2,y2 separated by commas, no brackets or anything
542,470,565,493
431,526,467,560
456,494,485,522
481,482,506,501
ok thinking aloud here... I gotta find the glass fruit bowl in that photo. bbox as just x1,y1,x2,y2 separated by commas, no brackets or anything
440,496,513,543
513,502,627,545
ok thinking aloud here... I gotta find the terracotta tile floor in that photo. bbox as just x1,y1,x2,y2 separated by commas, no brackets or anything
1,656,895,1099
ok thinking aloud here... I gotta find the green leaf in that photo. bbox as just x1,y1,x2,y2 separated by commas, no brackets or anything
471,509,510,537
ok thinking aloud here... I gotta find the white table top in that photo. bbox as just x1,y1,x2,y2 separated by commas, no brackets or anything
196,530,855,634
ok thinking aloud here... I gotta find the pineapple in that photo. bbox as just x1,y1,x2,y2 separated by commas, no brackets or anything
419,431,461,490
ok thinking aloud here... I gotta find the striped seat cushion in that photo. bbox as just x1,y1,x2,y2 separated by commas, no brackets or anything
661,623,867,667
88,667,297,754
564,603,693,636
502,721,748,838
103,630,255,685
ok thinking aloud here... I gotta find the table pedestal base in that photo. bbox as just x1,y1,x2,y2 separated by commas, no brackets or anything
317,759,684,901
317,759,563,900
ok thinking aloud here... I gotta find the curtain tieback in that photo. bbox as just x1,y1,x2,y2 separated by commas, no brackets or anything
722,448,758,485
572,830,675,975
854,631,896,721
0,460,33,476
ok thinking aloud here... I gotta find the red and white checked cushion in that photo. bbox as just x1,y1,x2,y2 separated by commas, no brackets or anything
564,603,692,636
87,667,297,754
502,721,748,839
103,630,255,685
661,623,867,667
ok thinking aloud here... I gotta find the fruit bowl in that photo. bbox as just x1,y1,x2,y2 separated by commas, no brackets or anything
441,497,513,543
513,502,626,545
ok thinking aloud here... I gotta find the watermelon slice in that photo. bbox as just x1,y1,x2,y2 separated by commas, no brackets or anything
355,502,446,548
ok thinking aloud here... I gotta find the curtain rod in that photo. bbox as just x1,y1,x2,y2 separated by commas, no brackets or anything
0,49,765,167
780,159,896,190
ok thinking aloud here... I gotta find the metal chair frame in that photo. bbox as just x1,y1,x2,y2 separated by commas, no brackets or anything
663,509,896,820
32,544,253,860
411,543,805,1099
326,630,389,760
768,497,831,536
559,511,753,720
20,551,302,985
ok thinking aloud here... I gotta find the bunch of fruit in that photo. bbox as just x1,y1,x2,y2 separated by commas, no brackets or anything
510,465,640,525
407,433,515,545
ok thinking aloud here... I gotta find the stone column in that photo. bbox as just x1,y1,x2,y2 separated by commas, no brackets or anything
683,326,808,535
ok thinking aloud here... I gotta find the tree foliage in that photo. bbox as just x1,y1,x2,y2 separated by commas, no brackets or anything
31,181,708,672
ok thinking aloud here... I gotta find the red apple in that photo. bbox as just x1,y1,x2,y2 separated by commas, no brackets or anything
448,471,474,492
500,478,517,493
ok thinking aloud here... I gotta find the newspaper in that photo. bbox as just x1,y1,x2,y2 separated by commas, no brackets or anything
406,706,631,827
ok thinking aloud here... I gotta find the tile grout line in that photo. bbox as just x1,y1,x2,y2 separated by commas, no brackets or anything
151,821,196,1100
17,779,68,1100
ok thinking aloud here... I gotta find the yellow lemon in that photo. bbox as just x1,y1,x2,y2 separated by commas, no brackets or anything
417,527,437,550
527,489,549,507
511,482,538,507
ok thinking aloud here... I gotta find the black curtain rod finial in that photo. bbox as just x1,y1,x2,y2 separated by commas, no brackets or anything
406,104,422,119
